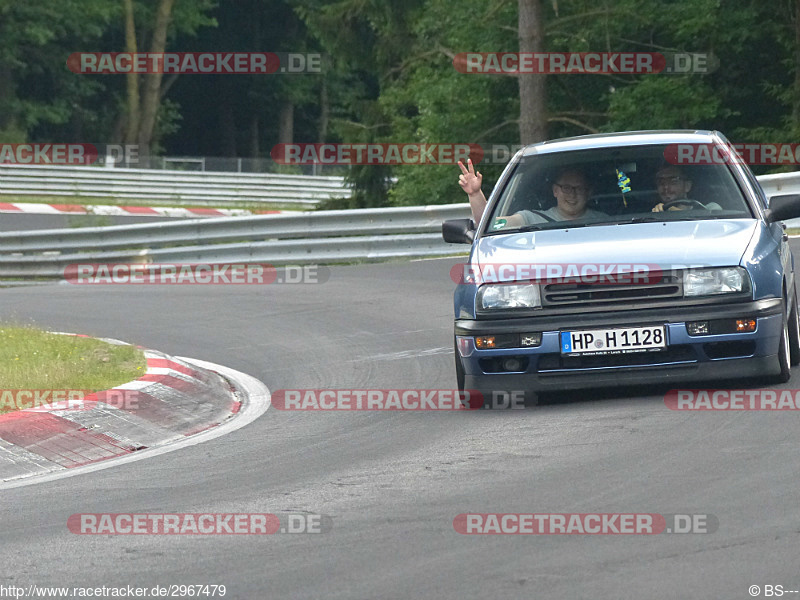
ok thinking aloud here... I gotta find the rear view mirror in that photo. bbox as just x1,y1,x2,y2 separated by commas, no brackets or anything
442,219,475,244
766,194,800,222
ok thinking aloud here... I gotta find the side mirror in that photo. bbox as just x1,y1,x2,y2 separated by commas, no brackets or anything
766,194,800,222
442,218,475,244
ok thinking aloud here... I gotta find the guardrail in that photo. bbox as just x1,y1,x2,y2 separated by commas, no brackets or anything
755,172,800,198
2,171,799,282
0,164,350,207
0,204,472,279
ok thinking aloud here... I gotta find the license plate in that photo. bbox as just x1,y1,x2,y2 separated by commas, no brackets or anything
560,326,666,355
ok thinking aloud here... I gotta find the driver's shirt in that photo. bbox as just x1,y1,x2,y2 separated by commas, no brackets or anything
518,206,608,225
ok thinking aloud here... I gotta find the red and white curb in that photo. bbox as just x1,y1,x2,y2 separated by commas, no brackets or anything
0,334,270,486
0,202,293,218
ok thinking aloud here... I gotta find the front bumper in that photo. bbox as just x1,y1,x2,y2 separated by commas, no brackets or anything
456,298,784,393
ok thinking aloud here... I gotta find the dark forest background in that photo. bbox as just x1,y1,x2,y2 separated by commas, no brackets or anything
1,0,799,206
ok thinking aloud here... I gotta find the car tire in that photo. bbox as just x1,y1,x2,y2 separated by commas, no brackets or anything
772,305,792,384
788,285,800,366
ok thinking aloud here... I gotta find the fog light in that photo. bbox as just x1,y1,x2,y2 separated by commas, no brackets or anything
521,333,542,347
735,319,756,333
502,358,523,372
687,321,710,335
476,336,496,349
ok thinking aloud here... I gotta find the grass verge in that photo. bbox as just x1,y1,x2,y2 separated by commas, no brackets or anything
0,324,147,406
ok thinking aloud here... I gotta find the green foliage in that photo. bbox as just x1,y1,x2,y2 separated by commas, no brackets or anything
5,0,800,201
0,0,118,139
0,0,217,147
605,76,725,130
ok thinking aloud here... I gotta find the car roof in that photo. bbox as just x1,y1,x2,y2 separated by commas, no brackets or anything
520,130,726,156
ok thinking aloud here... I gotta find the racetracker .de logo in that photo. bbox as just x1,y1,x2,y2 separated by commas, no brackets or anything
1,390,87,411
453,513,717,534
665,389,800,410
271,143,483,165
450,263,663,285
0,389,140,412
67,52,322,74
453,52,714,75
0,144,98,165
665,143,800,166
64,264,329,285
271,389,484,410
68,513,330,534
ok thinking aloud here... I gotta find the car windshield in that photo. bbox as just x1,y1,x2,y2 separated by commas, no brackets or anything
483,143,754,234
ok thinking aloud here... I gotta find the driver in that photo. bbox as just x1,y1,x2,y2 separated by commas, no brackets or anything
510,167,607,226
458,160,606,227
652,165,722,212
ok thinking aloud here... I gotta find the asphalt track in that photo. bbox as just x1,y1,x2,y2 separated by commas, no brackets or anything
0,243,799,599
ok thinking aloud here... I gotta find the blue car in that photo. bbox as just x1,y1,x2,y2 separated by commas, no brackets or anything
443,130,800,408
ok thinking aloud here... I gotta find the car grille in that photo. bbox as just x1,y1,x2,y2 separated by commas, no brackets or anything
542,273,682,308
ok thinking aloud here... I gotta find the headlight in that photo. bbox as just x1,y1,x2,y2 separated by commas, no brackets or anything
683,267,749,297
478,283,541,309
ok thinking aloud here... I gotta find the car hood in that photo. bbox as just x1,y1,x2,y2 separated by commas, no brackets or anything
475,219,758,275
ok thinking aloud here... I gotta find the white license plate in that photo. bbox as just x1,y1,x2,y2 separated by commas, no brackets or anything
560,326,666,355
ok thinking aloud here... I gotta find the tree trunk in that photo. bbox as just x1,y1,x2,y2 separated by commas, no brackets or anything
318,79,329,144
0,64,19,137
278,101,294,145
219,94,237,157
137,0,176,163
122,0,140,145
249,115,260,158
518,0,547,144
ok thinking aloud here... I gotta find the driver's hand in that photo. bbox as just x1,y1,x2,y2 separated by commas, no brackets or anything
458,158,483,196
652,202,690,212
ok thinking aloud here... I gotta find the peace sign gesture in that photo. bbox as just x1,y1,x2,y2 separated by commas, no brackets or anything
458,158,488,223
458,158,483,195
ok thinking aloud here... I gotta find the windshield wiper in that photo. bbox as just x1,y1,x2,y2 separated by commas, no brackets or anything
486,220,602,234
584,216,663,226
623,215,662,224
482,223,546,235
515,223,548,232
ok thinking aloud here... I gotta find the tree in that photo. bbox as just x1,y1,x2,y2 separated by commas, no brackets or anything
121,0,216,162
518,0,547,143
0,0,117,142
